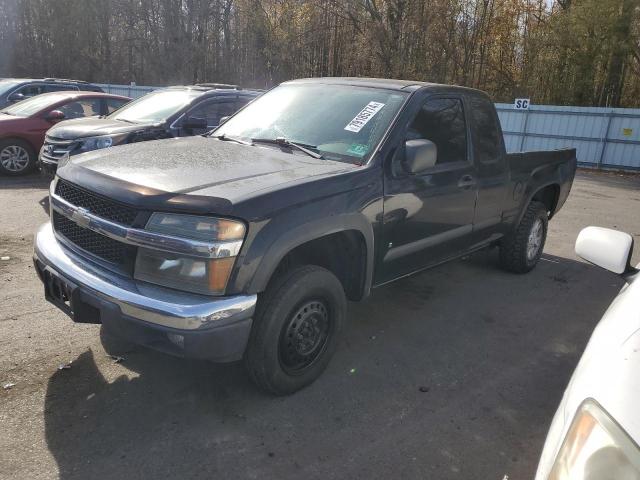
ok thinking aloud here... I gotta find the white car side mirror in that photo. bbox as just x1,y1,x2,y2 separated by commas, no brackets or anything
575,226,634,275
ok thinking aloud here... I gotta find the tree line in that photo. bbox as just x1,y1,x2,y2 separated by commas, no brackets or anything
0,0,639,107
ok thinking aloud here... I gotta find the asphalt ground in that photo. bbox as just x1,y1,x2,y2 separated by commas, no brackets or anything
1,169,639,480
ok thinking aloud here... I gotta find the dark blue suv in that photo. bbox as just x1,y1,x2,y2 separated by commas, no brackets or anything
0,78,103,109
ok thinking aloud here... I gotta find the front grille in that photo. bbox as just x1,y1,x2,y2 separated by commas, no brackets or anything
53,211,135,266
40,136,77,163
55,179,139,226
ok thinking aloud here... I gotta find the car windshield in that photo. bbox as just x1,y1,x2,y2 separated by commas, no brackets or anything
0,81,22,97
109,89,200,123
0,92,70,117
212,83,408,163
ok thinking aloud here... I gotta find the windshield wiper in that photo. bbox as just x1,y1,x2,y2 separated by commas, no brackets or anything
252,137,324,159
114,118,137,124
211,133,252,146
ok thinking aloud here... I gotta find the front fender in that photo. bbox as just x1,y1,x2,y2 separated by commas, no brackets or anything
230,208,376,298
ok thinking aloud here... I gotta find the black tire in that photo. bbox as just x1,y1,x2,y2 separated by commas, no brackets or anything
499,200,548,273
0,138,36,176
244,265,346,395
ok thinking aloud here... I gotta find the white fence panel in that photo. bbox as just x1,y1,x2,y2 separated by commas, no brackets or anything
96,83,156,99
496,103,640,171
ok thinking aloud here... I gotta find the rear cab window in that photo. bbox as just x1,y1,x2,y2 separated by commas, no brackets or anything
468,94,504,165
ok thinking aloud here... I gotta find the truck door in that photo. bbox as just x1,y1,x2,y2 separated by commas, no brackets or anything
380,95,478,283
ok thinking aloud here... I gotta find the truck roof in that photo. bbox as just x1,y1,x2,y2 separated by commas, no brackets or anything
285,77,486,95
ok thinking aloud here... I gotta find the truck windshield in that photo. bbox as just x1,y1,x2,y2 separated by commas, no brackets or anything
213,83,407,163
1,92,70,117
109,89,200,124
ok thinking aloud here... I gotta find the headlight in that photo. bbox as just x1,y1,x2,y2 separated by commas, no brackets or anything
134,213,246,295
77,134,126,153
548,400,640,479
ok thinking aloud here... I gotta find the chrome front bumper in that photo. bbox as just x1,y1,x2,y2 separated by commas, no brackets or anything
33,222,257,332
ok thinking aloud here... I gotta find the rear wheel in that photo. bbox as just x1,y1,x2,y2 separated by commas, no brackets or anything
0,139,36,176
244,265,346,395
499,201,548,273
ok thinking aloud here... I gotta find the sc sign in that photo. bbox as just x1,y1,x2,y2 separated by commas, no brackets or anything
514,98,530,110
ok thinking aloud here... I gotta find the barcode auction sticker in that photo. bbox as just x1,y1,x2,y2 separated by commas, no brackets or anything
344,102,385,133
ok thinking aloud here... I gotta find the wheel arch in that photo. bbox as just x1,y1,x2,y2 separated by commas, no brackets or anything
0,136,37,154
243,214,374,301
515,181,560,227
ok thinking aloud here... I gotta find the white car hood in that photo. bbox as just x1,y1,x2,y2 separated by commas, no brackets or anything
536,272,640,479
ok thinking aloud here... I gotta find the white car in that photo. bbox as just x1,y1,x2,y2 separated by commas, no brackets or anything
536,227,640,480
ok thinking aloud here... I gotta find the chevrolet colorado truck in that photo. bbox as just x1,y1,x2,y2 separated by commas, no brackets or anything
34,78,577,395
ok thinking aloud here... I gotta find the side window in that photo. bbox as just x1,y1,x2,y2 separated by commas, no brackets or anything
105,98,128,114
406,98,467,165
56,98,102,119
188,100,237,128
235,96,254,110
469,95,502,164
16,84,45,98
45,84,78,93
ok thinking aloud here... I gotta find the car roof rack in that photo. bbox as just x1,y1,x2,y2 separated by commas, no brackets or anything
194,83,241,90
42,77,89,84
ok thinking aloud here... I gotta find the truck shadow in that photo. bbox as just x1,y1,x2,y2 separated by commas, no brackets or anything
0,172,51,190
43,249,623,480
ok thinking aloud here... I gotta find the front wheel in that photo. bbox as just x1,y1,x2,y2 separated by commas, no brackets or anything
0,139,36,176
499,201,548,273
244,265,346,395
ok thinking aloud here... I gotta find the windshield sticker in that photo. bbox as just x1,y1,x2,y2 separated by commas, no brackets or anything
347,143,369,157
344,102,385,133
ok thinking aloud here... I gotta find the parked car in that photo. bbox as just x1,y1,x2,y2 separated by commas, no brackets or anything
0,91,130,175
33,77,577,394
536,227,640,480
0,78,103,109
39,84,262,175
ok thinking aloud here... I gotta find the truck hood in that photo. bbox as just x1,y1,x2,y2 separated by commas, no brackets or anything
46,117,155,139
61,136,358,204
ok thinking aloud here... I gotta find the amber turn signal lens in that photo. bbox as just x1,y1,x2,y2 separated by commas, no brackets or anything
216,219,246,241
208,257,236,292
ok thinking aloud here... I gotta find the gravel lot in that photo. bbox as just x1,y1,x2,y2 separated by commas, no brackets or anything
1,170,639,480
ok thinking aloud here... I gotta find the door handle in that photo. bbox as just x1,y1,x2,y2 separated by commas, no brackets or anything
458,175,476,189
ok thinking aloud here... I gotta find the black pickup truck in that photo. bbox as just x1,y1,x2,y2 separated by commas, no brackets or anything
34,78,577,395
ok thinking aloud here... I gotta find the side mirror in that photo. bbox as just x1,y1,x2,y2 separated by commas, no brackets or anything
403,139,437,175
45,110,66,122
219,116,230,125
575,226,634,275
8,92,25,103
183,116,208,129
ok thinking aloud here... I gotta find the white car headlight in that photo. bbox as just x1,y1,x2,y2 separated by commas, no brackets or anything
548,400,640,479
134,213,246,295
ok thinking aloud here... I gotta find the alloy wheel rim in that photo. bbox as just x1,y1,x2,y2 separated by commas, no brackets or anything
279,300,331,374
527,218,544,261
0,145,30,172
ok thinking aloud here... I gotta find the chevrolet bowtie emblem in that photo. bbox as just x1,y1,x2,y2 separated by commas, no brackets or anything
71,207,91,228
